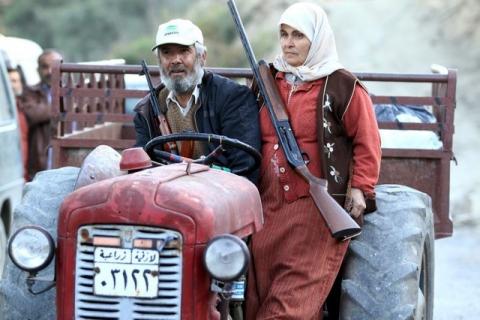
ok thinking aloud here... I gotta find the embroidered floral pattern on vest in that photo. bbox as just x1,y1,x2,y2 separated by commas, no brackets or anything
329,165,341,183
323,94,333,112
322,93,343,184
323,118,332,134
324,142,335,158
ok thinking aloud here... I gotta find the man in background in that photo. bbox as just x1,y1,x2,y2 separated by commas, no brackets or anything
7,64,29,181
22,49,62,180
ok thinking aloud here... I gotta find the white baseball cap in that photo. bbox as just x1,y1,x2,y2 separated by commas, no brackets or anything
152,19,204,51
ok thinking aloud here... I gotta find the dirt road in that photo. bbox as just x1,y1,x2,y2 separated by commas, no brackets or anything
434,223,480,319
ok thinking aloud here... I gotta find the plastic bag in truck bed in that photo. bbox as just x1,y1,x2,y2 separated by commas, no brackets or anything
374,104,442,150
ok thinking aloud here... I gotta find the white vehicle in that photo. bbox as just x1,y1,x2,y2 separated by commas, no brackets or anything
0,35,43,86
0,50,24,277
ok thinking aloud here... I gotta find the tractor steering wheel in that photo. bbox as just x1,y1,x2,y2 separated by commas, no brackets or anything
144,132,261,176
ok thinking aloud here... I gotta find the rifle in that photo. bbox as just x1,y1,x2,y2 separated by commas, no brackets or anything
227,0,361,240
140,60,179,155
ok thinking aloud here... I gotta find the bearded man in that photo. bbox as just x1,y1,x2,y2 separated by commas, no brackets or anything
133,19,260,183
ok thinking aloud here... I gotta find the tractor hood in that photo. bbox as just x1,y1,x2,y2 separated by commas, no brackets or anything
58,163,263,245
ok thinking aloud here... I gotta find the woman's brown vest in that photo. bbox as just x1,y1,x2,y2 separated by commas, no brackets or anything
317,69,358,207
263,67,376,212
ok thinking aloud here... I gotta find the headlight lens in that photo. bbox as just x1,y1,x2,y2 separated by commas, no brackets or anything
8,226,55,272
204,234,249,282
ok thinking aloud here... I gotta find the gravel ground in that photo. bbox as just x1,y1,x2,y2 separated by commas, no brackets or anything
434,223,480,319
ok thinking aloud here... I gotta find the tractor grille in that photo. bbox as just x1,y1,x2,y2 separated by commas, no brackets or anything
75,225,182,320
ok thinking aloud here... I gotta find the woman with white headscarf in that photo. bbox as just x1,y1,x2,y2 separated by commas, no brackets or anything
246,2,381,319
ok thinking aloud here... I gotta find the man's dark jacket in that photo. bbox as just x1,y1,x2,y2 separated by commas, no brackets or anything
133,71,261,184
21,83,53,180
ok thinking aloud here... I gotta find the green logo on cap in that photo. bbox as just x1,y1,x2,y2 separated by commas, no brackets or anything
166,25,178,32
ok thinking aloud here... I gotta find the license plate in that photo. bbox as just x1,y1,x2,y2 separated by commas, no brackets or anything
93,247,159,298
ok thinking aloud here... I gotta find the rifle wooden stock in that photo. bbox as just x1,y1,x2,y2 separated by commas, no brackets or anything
227,0,360,240
295,166,361,240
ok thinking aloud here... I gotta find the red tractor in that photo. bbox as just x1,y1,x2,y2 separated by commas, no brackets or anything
0,62,456,320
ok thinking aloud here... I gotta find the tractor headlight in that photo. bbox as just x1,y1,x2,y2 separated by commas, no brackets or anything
203,234,249,282
8,226,55,273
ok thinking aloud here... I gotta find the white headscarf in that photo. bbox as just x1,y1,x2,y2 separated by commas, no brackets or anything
273,2,343,81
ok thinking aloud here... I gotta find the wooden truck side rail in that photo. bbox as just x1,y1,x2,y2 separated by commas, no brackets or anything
50,61,456,238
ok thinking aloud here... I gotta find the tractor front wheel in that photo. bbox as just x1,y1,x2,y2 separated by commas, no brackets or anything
0,167,79,320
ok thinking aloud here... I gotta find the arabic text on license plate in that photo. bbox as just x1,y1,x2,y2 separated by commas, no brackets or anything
93,247,159,298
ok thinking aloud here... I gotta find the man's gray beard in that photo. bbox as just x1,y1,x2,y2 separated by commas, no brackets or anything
160,61,204,94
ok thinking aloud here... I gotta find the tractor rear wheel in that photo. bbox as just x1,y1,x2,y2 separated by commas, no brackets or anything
339,184,434,320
